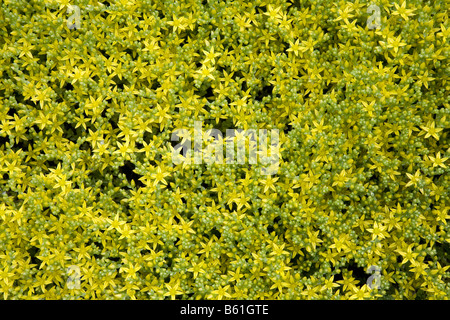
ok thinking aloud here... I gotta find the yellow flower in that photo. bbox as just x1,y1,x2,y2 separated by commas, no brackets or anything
195,65,216,81
429,152,448,168
151,166,170,187
419,121,443,140
396,244,419,265
164,281,183,300
337,271,359,292
392,1,416,21
202,45,221,65
167,14,187,32
405,170,422,188
349,285,372,300
332,169,349,188
209,285,232,299
106,214,127,232
367,222,389,240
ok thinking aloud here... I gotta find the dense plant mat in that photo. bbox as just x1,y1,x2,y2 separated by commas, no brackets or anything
0,0,448,299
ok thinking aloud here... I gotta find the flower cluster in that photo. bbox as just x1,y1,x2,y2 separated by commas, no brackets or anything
0,0,449,300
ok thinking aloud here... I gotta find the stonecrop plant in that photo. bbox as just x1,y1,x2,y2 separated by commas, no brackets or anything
0,0,449,300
